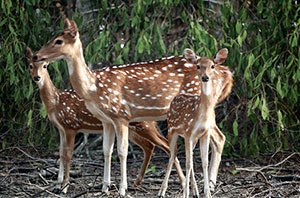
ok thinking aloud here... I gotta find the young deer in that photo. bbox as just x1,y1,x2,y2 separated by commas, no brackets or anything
26,47,172,193
158,49,233,198
33,18,230,195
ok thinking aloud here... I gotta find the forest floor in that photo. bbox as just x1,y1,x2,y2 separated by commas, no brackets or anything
0,140,299,198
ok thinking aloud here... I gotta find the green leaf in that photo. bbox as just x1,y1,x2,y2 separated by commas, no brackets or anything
260,97,269,120
236,21,242,34
40,105,47,118
233,120,238,137
277,110,284,130
27,109,33,127
276,77,284,98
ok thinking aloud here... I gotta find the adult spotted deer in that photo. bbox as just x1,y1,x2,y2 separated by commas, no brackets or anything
33,18,231,195
158,49,233,198
26,47,172,193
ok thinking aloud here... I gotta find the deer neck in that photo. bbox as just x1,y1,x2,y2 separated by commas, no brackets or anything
65,40,96,100
38,72,58,113
198,81,217,119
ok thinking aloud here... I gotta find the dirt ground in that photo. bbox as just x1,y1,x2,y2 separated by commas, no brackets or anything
0,140,299,198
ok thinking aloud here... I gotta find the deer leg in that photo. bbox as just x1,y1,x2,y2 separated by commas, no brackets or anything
129,131,155,186
141,122,185,187
199,129,212,198
191,141,199,198
113,120,129,196
61,130,76,194
102,123,115,193
158,133,178,197
183,138,194,198
56,129,66,192
209,126,225,191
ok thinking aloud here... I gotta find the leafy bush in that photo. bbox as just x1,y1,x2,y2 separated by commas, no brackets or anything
1,0,299,156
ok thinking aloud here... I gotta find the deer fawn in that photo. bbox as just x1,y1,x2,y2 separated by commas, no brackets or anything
158,48,233,198
33,18,231,195
26,47,173,193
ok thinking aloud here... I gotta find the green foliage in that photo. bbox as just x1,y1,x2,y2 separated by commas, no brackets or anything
1,0,299,156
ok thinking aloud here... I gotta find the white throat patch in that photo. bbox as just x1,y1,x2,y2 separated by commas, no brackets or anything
202,81,212,96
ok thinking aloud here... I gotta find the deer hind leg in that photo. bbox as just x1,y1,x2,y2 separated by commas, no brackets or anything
113,120,129,196
102,123,115,193
61,130,76,194
139,122,185,187
129,130,155,186
158,133,179,197
199,129,212,198
209,126,225,191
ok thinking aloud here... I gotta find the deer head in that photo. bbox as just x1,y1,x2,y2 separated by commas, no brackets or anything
26,47,50,87
183,48,228,96
33,18,80,62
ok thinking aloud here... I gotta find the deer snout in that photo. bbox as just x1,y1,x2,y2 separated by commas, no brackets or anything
201,76,209,82
33,76,41,82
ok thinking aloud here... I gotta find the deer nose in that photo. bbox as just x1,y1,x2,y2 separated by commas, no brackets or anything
201,76,209,82
33,76,41,82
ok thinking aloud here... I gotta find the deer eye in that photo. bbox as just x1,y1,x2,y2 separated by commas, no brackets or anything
211,64,215,69
29,64,33,69
43,64,47,69
54,39,63,45
196,65,201,69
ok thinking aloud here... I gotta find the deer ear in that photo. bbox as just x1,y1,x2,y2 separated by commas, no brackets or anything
64,18,72,30
214,48,228,64
64,18,78,38
26,47,33,60
69,20,78,38
184,48,197,63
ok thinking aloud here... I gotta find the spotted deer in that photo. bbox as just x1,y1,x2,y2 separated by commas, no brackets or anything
33,18,231,195
158,49,233,198
26,47,173,193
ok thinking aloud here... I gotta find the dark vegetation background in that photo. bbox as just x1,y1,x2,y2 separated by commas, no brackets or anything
0,0,299,156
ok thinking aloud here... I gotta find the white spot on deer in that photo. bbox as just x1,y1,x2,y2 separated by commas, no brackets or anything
98,83,104,87
149,76,155,80
151,96,157,100
121,99,127,105
63,102,66,106
99,96,104,100
194,76,199,79
116,76,121,80
90,84,97,92
145,94,151,97
124,86,129,89
195,82,200,86
162,67,168,71
169,73,176,76
167,79,173,83
135,93,141,97
138,79,143,83
186,83,191,87
168,64,173,68
113,90,120,95
178,73,184,77
167,56,174,59
184,63,193,68
149,60,153,63
138,87,143,91
130,90,135,94
181,58,187,61
174,62,178,65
